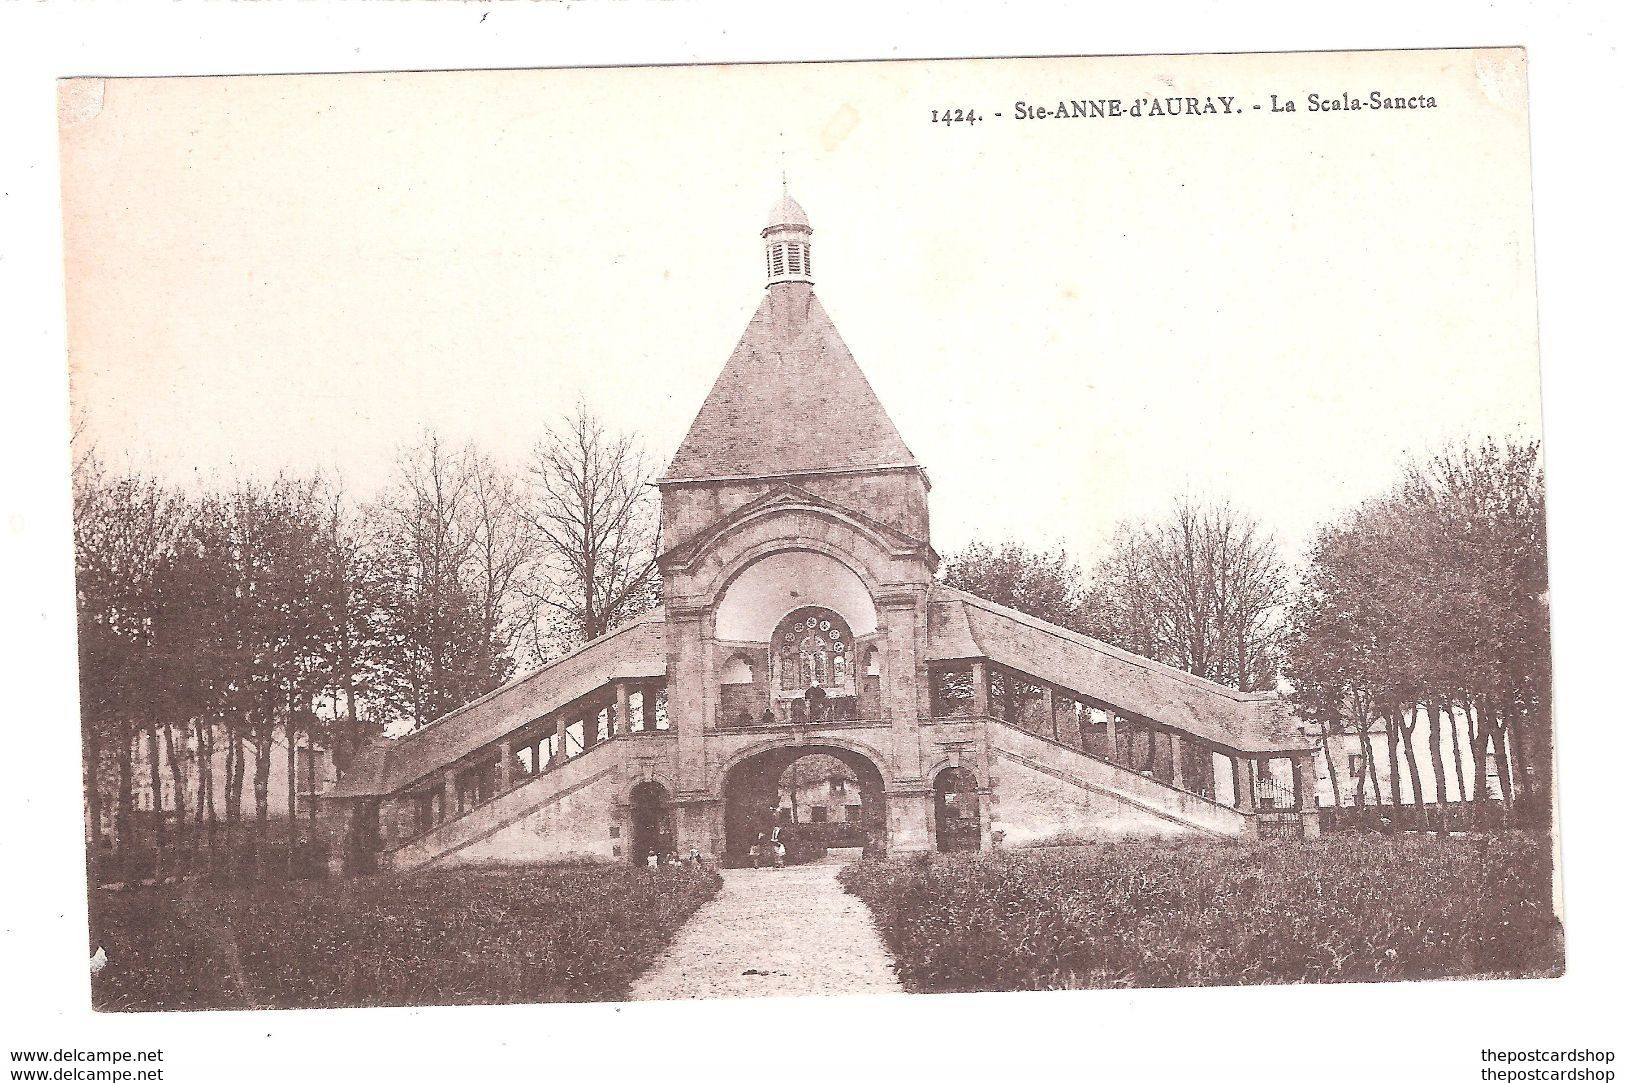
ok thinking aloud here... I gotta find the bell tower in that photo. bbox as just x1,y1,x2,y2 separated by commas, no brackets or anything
659,188,940,858
659,186,932,553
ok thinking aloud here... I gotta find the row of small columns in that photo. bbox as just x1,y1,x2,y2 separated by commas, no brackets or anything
967,659,1195,781
965,659,1314,812
426,680,660,828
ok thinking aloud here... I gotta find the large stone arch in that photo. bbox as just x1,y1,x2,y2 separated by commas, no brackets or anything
713,548,879,643
719,732,894,786
719,736,891,864
684,504,907,606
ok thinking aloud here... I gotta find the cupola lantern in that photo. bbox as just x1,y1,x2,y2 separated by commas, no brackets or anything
762,186,813,287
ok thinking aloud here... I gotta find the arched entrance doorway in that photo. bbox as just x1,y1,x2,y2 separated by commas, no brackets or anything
723,745,886,866
933,767,982,852
629,781,674,866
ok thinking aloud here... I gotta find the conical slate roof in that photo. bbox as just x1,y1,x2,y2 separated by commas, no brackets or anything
663,284,918,482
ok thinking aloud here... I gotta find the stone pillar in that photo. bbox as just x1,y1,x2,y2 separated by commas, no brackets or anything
318,798,352,877
879,591,928,781
666,605,710,795
1233,756,1255,811
971,660,990,717
1105,711,1119,763
1042,685,1057,741
1237,756,1261,837
673,797,722,861
615,681,632,740
888,787,935,855
1294,752,1322,838
496,737,512,794
1170,731,1185,789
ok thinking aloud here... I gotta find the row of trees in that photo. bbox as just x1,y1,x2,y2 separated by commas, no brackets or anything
941,437,1550,827
74,405,661,877
1284,438,1549,826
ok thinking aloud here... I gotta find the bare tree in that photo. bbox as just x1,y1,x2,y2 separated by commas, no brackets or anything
523,403,660,648
315,479,392,777
466,451,537,681
371,433,494,726
1088,497,1289,691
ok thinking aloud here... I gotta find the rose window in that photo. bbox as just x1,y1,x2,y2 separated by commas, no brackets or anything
774,606,853,693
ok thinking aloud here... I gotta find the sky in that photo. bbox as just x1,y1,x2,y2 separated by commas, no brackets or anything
59,49,1541,568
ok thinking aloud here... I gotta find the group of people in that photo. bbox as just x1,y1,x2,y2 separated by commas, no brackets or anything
643,843,704,870
749,824,788,869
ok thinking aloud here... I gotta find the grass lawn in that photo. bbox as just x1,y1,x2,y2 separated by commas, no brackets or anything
89,863,721,1011
839,833,1563,993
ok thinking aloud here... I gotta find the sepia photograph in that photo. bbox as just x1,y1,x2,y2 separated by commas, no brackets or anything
56,46,1560,1019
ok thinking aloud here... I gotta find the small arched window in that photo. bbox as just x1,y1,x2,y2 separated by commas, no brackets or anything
721,655,754,686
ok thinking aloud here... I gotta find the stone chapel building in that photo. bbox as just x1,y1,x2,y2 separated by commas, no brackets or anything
321,191,1319,873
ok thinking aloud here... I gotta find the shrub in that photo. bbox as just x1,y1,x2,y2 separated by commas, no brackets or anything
90,863,721,1011
839,834,1562,993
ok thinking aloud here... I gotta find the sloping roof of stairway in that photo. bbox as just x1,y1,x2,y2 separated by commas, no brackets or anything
925,585,1312,755
326,613,667,798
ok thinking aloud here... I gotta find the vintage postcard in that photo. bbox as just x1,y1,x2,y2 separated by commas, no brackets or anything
60,47,1557,1013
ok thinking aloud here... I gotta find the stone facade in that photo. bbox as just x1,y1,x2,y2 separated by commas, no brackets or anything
320,192,1319,875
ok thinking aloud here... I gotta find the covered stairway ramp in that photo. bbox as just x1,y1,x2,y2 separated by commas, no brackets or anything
321,615,675,873
924,586,1321,843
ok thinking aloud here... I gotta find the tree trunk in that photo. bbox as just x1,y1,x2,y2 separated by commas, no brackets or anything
1491,719,1516,822
1527,694,1554,822
116,719,134,880
83,717,105,879
1513,694,1553,826
1468,699,1492,827
198,717,217,869
146,721,166,878
253,717,273,883
1357,724,1385,810
1384,710,1404,816
226,723,245,826
286,689,299,880
337,644,359,778
162,719,188,874
1319,734,1343,809
250,728,269,884
1426,703,1450,833
1447,703,1469,808
1399,708,1427,834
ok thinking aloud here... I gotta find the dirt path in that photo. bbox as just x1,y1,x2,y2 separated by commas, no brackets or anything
629,861,902,1000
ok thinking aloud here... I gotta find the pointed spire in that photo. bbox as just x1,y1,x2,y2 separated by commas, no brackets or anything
664,191,915,482
663,289,916,481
